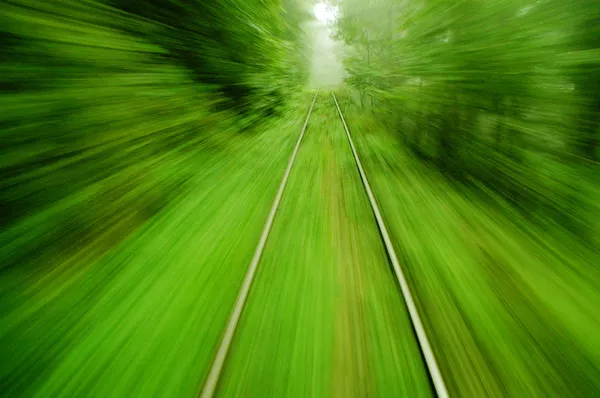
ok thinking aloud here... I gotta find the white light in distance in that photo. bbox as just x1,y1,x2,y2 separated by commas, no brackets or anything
314,3,338,23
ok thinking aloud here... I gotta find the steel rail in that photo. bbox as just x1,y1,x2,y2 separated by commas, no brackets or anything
331,90,450,398
199,91,319,398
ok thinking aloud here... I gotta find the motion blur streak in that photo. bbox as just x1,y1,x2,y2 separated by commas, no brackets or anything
0,0,598,397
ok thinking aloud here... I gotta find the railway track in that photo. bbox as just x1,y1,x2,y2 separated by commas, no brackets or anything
200,91,449,397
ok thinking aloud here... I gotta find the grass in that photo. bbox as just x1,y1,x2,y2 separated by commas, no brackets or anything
2,57,598,397
335,90,600,397
0,95,312,396
218,94,431,397
2,92,434,397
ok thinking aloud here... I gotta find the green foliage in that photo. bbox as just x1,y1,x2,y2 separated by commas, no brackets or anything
107,0,310,114
334,0,600,237
0,0,309,271
2,0,599,396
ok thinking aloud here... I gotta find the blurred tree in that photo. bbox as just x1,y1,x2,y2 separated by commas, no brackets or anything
334,0,599,232
0,0,309,270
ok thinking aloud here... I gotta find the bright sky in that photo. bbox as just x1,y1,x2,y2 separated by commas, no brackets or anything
313,2,338,23
308,2,345,88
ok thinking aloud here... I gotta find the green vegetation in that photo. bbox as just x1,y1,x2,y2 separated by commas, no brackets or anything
1,0,312,395
0,111,308,396
334,0,599,234
335,91,600,396
1,0,309,274
331,0,600,395
219,95,431,397
1,0,599,397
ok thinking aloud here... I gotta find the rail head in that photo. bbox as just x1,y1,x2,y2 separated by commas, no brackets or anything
331,90,450,398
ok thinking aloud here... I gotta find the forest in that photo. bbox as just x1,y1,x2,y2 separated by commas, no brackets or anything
1,0,599,397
